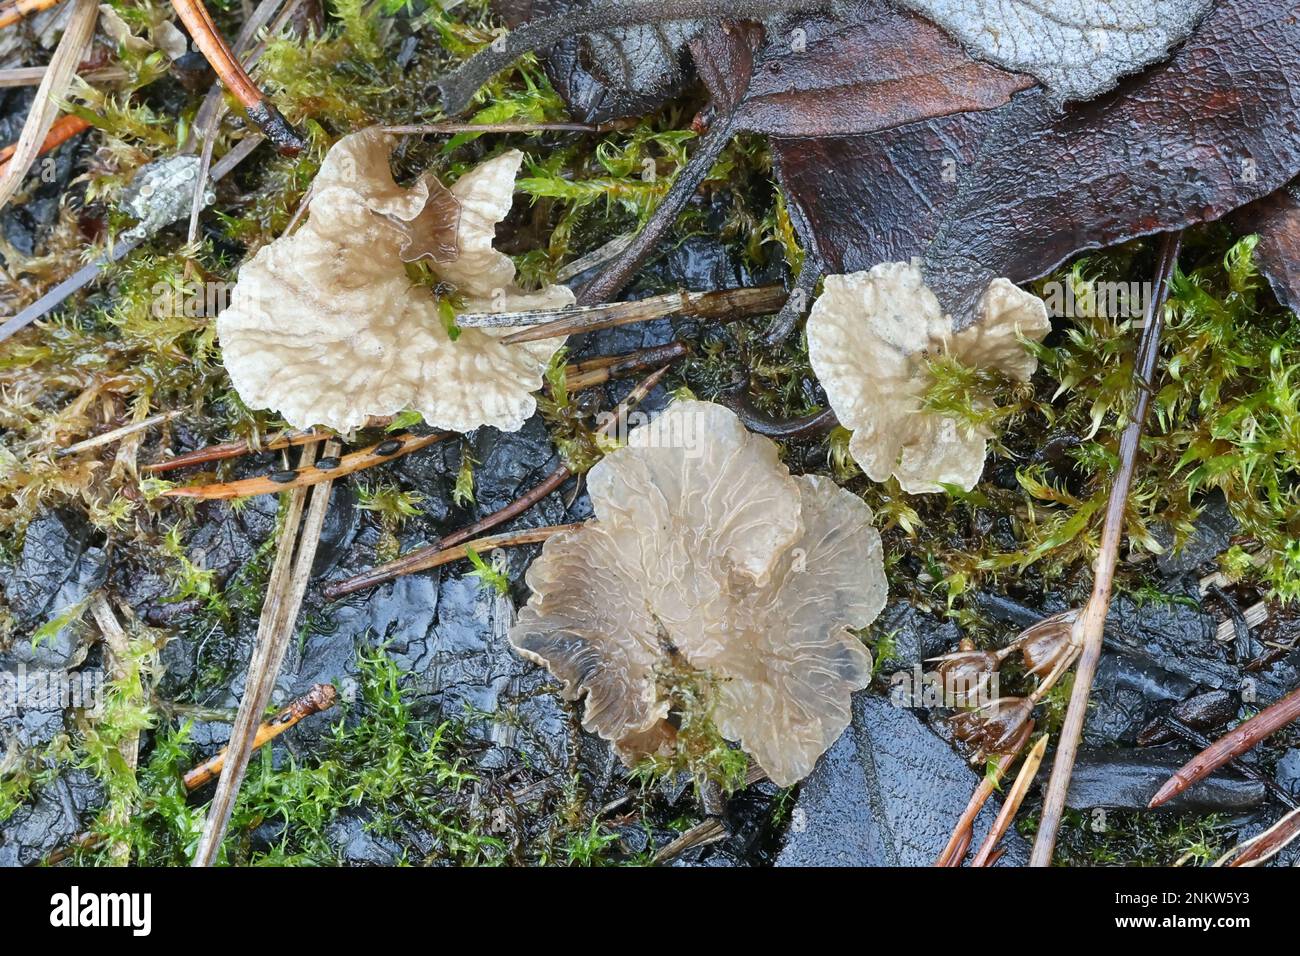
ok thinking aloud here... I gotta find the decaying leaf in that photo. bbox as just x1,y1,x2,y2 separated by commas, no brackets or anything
1232,181,1300,313
806,262,1050,493
217,128,572,434
895,0,1213,102
511,400,887,786
776,0,1300,316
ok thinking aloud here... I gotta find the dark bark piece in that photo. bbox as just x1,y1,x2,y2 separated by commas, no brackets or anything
1232,180,1300,312
776,0,1300,318
732,6,1034,137
491,0,696,122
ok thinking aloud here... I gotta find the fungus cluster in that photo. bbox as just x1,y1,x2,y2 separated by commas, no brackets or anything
807,261,1051,493
217,128,573,435
509,400,888,786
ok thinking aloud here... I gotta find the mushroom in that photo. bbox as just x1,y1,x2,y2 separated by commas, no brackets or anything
510,400,887,786
806,261,1051,494
217,127,573,435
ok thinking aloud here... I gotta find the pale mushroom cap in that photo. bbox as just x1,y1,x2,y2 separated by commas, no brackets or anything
217,128,572,435
807,262,1050,494
510,401,887,786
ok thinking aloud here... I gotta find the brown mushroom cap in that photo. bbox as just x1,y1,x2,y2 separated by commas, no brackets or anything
510,401,887,786
807,261,1050,493
217,128,572,435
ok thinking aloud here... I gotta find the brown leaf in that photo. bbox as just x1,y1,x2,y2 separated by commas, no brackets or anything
1232,181,1300,312
727,6,1033,138
777,0,1300,316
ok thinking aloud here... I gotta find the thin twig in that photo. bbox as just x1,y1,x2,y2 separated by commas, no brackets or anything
56,410,181,457
492,284,787,343
0,114,89,170
169,0,304,153
0,0,97,210
1030,230,1183,866
381,120,631,135
971,734,1048,867
191,440,338,866
162,431,447,500
1149,685,1300,808
324,365,671,599
0,0,63,29
1217,806,1300,867
183,683,337,790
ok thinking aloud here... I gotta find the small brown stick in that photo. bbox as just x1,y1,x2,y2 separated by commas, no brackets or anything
382,523,583,578
143,416,395,473
493,285,787,344
45,682,337,865
1217,806,1300,867
0,114,90,169
0,0,97,211
192,440,338,866
936,747,1020,867
183,683,337,790
162,431,447,501
381,120,632,136
718,387,838,440
0,0,62,29
1159,715,1299,809
168,0,305,154
1030,230,1183,866
56,410,181,458
324,365,671,599
565,342,689,391
1149,685,1300,809
971,734,1049,867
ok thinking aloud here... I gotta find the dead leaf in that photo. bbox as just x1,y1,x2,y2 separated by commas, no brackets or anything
1232,181,1300,312
776,0,1300,316
896,0,1213,102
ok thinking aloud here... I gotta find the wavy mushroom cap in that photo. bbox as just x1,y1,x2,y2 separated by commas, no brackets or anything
807,261,1050,494
217,128,572,435
510,401,887,786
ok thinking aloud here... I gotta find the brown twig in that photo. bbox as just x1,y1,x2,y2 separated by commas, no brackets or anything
936,746,1021,867
1149,685,1300,809
0,0,62,29
56,410,181,458
323,365,671,599
1029,230,1183,866
490,284,788,343
168,0,305,153
564,341,689,391
161,431,447,500
382,120,633,135
971,734,1048,867
1217,806,1300,867
0,114,89,171
183,683,337,790
1159,715,1299,810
